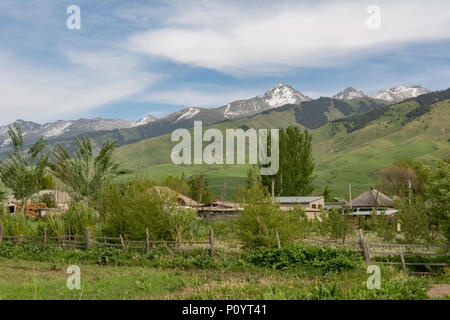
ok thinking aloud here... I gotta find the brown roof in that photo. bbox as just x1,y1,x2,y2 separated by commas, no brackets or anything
153,186,203,207
349,188,394,208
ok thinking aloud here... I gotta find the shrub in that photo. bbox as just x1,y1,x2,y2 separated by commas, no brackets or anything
247,245,362,272
0,212,33,236
316,209,354,243
236,183,307,249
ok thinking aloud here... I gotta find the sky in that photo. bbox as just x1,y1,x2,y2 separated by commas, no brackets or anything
0,0,449,125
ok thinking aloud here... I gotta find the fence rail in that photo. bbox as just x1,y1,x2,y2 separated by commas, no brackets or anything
0,225,215,256
360,233,449,275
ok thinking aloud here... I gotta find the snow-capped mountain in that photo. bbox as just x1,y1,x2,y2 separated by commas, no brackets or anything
370,85,430,102
219,83,312,119
0,117,148,148
332,87,366,99
132,114,158,127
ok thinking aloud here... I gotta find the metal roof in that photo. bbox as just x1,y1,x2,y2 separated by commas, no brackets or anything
350,209,398,216
275,196,324,203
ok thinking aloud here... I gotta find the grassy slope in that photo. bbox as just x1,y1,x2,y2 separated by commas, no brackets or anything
113,99,450,199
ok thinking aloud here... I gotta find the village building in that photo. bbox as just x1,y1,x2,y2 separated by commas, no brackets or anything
154,186,203,208
32,190,72,211
346,188,397,227
197,200,242,220
274,196,325,219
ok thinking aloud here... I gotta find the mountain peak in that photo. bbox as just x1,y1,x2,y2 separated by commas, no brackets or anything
332,87,366,99
132,114,158,127
370,85,430,102
263,83,312,108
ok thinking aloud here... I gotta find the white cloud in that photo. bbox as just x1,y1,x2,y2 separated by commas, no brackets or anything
136,85,261,107
0,49,161,125
128,0,450,76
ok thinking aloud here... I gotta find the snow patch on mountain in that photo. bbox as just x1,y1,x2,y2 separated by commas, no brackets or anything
175,108,201,123
132,114,157,127
263,83,312,107
43,121,72,138
371,85,430,102
333,87,366,99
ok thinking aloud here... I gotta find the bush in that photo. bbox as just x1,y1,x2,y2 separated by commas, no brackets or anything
0,212,33,236
316,209,354,243
97,179,171,240
236,183,307,249
247,245,362,272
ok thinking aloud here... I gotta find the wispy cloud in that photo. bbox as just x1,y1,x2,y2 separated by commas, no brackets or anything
0,48,161,125
128,0,450,76
135,85,261,107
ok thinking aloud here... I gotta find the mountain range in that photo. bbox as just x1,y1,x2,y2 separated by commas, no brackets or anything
112,88,450,198
0,83,430,151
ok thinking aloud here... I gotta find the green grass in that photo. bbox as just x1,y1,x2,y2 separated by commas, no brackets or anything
112,99,450,199
0,256,447,300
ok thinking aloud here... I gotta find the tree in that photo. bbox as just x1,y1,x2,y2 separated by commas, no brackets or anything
369,210,396,242
187,174,213,204
163,174,190,196
261,126,315,196
236,180,306,248
322,185,334,202
425,159,450,241
49,135,118,203
0,123,49,201
377,159,430,196
396,196,428,243
316,209,354,244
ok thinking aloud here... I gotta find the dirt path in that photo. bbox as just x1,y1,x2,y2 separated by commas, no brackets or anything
427,284,450,299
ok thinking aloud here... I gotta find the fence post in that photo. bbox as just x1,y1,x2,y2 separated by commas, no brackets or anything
120,234,125,249
209,229,215,257
85,227,92,248
0,224,2,242
146,227,150,253
359,229,371,262
43,227,47,246
399,246,407,274
275,230,281,249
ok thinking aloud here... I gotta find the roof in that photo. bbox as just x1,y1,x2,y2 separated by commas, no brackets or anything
350,209,398,216
349,188,394,208
209,200,241,209
154,186,203,207
275,196,324,204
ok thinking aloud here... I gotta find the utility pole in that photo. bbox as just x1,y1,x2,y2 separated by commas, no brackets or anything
272,179,275,200
408,179,412,205
349,184,352,210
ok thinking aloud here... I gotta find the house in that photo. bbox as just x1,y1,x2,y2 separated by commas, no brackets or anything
348,188,394,210
197,200,242,220
274,196,325,219
154,186,203,208
32,190,72,210
346,188,397,227
4,195,18,214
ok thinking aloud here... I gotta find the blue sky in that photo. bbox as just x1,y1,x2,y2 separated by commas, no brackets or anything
0,0,449,125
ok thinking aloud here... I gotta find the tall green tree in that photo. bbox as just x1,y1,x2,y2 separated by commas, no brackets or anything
0,123,49,201
425,159,450,241
322,185,334,202
396,195,428,243
49,135,118,202
261,125,315,196
187,173,213,204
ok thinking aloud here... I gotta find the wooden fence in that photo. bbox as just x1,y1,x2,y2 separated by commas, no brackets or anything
0,225,215,256
358,229,449,275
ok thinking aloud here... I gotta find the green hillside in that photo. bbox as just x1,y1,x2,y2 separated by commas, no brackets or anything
113,92,450,199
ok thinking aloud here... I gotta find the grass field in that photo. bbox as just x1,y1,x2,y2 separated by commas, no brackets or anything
1,257,448,300
113,99,450,199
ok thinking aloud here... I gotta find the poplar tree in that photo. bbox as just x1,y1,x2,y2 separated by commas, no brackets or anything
261,125,315,196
